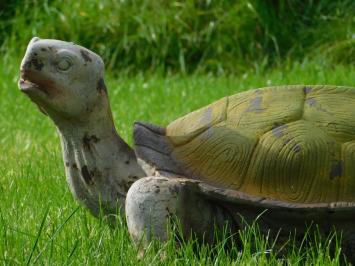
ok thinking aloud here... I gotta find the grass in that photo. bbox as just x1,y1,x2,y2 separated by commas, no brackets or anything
1,0,354,264
1,0,354,73
1,57,354,264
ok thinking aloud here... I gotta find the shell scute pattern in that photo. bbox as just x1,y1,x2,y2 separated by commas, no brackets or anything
167,97,228,146
226,86,304,136
166,85,355,203
243,120,342,203
303,86,355,143
171,125,258,188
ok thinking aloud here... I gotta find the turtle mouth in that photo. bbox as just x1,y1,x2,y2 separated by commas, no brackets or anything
18,71,48,95
18,78,40,91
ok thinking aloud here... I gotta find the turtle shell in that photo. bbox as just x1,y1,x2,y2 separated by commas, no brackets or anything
134,85,355,204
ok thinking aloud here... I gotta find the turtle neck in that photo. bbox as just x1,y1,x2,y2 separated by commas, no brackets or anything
55,110,146,217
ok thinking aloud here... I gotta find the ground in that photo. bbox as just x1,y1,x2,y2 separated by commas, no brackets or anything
0,60,354,265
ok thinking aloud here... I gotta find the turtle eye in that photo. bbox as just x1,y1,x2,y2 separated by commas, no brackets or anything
57,59,72,71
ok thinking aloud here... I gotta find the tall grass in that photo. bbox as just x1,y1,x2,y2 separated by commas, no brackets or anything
1,0,354,74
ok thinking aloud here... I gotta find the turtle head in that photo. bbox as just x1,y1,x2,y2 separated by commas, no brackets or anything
19,37,109,124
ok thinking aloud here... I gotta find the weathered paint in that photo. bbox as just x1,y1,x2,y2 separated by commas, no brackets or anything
83,134,100,150
80,49,92,62
19,38,146,218
81,165,94,185
246,96,265,113
166,85,355,204
272,124,288,138
97,78,107,93
18,39,355,263
303,86,312,94
329,160,343,179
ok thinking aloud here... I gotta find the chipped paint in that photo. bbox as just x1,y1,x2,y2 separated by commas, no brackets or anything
24,60,32,70
246,96,265,113
305,98,316,107
272,124,288,138
81,165,93,184
303,86,312,94
168,184,180,194
201,127,214,140
292,144,301,153
80,49,92,62
31,58,44,71
200,107,212,125
97,78,107,93
329,160,343,179
19,38,147,221
305,98,331,114
83,134,100,150
283,138,291,145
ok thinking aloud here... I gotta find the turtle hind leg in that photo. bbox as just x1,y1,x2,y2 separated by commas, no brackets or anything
125,176,239,247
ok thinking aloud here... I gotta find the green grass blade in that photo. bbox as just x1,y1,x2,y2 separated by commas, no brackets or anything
32,206,80,264
26,206,49,266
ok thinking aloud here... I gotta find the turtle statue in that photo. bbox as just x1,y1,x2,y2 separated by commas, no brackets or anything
19,38,355,261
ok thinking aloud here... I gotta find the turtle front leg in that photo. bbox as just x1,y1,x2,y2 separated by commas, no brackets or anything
125,176,238,246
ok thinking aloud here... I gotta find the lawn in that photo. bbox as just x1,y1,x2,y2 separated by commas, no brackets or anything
1,0,355,264
1,58,354,265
